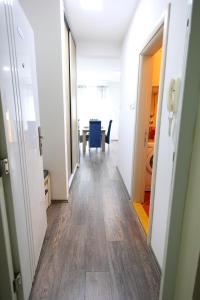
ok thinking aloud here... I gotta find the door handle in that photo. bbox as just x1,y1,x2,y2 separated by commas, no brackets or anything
38,127,43,156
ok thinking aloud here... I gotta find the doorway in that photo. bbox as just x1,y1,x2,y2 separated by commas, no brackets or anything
132,23,165,236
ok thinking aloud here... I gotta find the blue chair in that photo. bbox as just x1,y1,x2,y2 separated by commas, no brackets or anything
89,120,101,148
105,120,112,144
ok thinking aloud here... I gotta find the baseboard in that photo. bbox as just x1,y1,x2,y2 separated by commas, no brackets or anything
69,163,78,189
51,199,68,204
116,165,161,277
116,166,130,200
149,245,162,277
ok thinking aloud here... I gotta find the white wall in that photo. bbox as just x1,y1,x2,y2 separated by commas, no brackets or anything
118,0,190,267
77,57,120,85
77,82,120,140
77,41,120,58
109,83,120,140
19,0,68,200
77,53,121,140
174,99,200,300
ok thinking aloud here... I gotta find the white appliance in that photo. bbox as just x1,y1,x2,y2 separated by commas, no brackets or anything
145,141,154,191
0,1,47,299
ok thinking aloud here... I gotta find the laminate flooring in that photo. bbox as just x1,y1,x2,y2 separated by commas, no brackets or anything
30,142,160,300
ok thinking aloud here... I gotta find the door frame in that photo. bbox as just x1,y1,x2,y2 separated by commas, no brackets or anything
0,98,16,300
193,254,200,299
63,15,78,189
131,4,171,243
68,31,78,177
63,17,72,188
160,1,199,298
0,177,16,300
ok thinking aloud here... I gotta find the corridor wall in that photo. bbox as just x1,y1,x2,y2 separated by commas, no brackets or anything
118,0,191,267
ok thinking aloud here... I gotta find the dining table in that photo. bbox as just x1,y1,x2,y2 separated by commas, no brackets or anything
82,126,106,153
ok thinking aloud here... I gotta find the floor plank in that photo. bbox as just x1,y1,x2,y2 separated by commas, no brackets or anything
30,142,160,300
85,272,112,300
57,270,85,300
86,238,109,272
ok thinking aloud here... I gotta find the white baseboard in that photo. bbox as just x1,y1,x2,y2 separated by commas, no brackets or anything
116,166,130,200
68,163,78,189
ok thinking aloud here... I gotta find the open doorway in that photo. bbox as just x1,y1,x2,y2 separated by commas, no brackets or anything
142,49,162,218
76,59,121,156
132,23,166,236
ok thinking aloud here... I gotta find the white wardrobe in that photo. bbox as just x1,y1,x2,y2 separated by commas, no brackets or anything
0,1,47,299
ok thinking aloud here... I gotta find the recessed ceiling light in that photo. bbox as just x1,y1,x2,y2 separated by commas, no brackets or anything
3,66,10,72
80,0,102,11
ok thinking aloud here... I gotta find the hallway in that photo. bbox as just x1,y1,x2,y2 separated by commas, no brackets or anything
30,143,160,300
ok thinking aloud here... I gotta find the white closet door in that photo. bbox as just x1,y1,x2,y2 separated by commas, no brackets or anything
11,1,47,267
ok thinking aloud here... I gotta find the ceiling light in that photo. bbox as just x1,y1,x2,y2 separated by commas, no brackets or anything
80,0,102,11
3,66,10,72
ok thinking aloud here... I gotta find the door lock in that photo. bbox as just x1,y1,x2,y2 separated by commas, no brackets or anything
0,158,9,177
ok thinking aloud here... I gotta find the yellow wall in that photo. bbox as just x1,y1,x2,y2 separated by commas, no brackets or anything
148,47,162,133
152,48,162,86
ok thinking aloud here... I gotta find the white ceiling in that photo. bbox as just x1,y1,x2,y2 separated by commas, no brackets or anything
64,0,138,45
77,57,120,85
64,0,138,84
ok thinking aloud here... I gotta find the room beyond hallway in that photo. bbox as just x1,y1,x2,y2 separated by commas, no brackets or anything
30,142,160,300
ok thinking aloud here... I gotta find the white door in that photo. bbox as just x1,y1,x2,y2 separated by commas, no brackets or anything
0,1,47,298
12,0,47,268
0,2,33,298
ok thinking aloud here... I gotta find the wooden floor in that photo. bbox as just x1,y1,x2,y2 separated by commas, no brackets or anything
30,142,160,300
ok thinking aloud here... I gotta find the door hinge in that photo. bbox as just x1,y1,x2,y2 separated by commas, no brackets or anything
13,272,22,293
0,158,9,177
38,126,43,156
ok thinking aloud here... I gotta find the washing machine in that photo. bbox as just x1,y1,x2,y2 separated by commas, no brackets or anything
145,141,154,191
